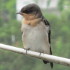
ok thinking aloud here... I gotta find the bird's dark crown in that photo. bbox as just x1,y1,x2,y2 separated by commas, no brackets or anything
20,4,42,17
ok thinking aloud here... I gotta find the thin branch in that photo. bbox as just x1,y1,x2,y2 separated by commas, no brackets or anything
0,43,70,66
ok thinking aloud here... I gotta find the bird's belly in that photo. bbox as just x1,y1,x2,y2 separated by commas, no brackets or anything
22,23,50,54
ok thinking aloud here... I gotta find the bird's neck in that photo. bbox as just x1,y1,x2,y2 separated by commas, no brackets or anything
22,18,42,26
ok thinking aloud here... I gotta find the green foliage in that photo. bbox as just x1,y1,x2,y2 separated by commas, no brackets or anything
58,0,64,11
0,0,70,70
0,0,21,45
58,0,70,11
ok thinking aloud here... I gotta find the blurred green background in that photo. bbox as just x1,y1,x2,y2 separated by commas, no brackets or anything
0,0,70,70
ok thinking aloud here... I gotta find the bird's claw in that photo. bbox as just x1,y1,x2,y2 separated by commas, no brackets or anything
39,52,41,56
39,52,42,57
39,51,44,57
23,48,30,54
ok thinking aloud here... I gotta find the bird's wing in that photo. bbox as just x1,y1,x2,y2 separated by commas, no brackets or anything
43,17,52,55
43,17,53,68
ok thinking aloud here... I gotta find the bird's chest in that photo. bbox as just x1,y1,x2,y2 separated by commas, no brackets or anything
21,22,49,52
22,22,48,40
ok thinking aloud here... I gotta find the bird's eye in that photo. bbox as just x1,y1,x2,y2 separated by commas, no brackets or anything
23,9,34,14
25,10,32,13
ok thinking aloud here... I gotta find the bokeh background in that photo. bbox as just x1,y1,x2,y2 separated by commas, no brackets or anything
0,0,70,70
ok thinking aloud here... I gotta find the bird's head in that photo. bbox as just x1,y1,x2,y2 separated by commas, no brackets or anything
17,4,42,20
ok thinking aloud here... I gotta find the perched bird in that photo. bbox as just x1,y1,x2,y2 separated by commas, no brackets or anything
17,3,53,68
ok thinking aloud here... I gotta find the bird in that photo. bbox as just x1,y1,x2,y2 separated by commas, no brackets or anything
17,3,53,68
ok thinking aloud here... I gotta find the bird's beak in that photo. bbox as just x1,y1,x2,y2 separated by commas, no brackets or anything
16,12,23,15
16,12,28,18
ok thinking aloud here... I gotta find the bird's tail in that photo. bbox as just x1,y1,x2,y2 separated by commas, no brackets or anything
43,60,53,68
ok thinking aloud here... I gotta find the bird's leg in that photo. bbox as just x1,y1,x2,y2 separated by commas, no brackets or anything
26,48,30,54
23,47,30,54
39,51,44,57
39,52,41,56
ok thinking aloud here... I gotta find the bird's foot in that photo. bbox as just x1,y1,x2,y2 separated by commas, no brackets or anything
23,48,30,54
39,52,44,57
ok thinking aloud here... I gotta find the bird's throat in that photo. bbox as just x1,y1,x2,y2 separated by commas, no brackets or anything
22,18,42,26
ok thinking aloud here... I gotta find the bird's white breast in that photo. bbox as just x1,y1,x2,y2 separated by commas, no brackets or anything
21,22,50,54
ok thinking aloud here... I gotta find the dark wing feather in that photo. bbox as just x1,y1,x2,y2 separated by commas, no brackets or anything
42,17,53,68
43,17,52,54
